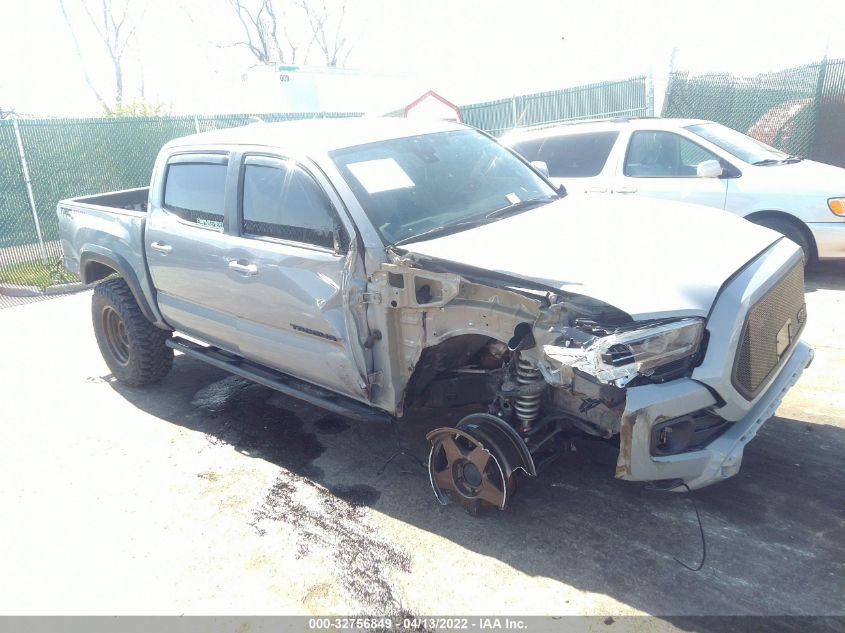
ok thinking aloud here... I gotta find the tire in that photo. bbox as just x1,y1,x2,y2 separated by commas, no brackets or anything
751,216,814,265
91,278,173,386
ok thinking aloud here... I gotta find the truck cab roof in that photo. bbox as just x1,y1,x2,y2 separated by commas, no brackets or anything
163,117,469,156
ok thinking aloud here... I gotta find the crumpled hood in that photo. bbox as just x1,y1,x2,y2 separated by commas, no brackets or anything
404,196,785,320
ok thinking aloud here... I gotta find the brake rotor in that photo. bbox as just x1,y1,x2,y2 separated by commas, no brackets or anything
426,426,516,515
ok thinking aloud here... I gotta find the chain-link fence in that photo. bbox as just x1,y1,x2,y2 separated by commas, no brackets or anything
460,76,653,136
0,111,361,303
1,77,655,301
663,57,845,167
3,61,844,304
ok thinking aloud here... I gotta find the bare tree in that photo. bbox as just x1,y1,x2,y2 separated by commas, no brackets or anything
296,0,351,67
58,0,141,113
223,0,299,64
223,0,351,67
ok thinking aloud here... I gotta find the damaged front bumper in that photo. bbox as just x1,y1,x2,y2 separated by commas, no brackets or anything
616,340,814,491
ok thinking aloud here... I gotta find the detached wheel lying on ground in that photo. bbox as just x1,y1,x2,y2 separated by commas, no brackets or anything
92,278,173,386
427,427,512,515
427,413,536,515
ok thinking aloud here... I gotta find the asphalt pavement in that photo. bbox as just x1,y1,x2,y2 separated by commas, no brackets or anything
1,262,843,621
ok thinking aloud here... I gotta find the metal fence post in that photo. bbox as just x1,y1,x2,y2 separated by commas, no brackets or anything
647,67,655,116
193,115,201,134
11,117,49,265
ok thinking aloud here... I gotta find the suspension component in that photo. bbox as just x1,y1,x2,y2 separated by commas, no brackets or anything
514,356,544,431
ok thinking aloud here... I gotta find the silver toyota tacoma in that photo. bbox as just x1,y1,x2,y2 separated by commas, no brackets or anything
58,118,814,513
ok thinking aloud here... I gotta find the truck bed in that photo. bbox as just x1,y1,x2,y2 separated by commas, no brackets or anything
65,187,150,213
57,186,164,325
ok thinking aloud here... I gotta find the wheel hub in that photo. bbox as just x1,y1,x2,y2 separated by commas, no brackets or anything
427,426,513,514
460,462,482,487
102,306,130,366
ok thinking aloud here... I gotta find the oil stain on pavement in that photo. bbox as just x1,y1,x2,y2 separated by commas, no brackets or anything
191,375,407,614
250,472,410,613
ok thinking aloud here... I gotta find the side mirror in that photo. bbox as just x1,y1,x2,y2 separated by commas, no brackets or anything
531,160,550,178
697,159,723,178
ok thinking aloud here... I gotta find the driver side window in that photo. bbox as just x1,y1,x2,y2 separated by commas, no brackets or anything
241,158,339,250
624,131,720,178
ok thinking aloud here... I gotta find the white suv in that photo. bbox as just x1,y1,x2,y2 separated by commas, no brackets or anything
503,118,845,261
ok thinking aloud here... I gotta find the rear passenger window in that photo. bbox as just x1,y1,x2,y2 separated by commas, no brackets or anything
242,162,336,249
163,163,227,230
511,132,619,177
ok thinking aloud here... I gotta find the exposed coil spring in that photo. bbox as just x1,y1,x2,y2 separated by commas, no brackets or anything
515,357,543,429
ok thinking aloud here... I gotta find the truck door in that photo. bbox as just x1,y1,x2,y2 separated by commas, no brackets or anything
614,130,728,208
222,154,370,401
145,152,243,352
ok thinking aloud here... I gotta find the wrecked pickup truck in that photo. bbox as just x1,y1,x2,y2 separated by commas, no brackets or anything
58,118,814,513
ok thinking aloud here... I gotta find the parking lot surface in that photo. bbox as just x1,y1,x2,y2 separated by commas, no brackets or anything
1,263,843,619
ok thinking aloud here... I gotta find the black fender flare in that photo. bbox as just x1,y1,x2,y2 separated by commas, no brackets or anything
79,250,161,326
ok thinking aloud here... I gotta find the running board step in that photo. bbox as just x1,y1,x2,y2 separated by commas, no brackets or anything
167,336,393,424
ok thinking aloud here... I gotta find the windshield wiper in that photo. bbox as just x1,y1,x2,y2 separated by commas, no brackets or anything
753,155,804,166
486,195,558,219
393,217,496,246
393,195,559,247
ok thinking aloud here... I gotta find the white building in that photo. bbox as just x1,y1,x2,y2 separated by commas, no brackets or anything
232,63,426,114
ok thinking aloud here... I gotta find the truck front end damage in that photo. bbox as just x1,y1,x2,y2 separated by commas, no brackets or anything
379,238,813,512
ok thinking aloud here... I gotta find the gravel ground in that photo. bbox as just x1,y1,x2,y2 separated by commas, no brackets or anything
0,262,843,620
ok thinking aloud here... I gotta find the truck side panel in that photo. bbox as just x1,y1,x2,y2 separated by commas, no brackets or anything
57,188,168,328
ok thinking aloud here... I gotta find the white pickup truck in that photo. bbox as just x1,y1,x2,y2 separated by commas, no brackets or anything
58,118,813,514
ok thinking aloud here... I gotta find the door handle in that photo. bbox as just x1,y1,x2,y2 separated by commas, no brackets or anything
228,260,258,276
150,241,173,254
615,186,638,194
586,186,608,193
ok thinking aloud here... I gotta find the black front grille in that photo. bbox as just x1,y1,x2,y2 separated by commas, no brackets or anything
732,262,806,399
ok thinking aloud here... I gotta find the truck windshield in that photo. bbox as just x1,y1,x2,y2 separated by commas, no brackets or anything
685,122,789,165
330,129,557,245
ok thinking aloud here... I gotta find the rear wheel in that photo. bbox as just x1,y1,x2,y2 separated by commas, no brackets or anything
92,279,173,386
751,216,814,264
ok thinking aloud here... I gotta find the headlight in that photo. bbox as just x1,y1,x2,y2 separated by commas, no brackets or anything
829,198,845,217
584,318,705,386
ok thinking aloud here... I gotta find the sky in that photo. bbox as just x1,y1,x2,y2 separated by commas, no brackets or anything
1,0,843,117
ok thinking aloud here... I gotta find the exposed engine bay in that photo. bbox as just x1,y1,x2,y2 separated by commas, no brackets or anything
375,250,725,514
